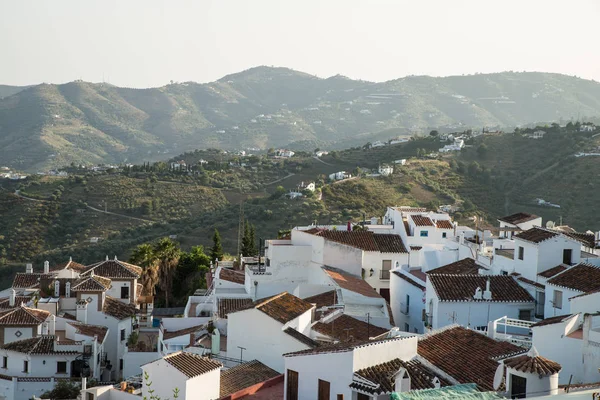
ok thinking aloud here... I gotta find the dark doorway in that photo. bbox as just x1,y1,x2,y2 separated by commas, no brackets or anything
562,249,572,265
286,369,299,400
510,374,527,399
380,288,390,303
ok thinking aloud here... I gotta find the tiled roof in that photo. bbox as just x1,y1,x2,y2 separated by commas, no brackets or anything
546,262,600,292
163,351,222,378
230,292,314,324
515,227,558,244
395,207,427,213
284,336,411,357
427,258,482,275
312,314,389,342
411,215,434,227
351,358,450,394
71,276,112,292
323,267,381,298
418,326,524,391
503,348,561,376
217,298,253,319
392,271,425,290
428,274,534,302
498,212,539,225
220,360,280,398
313,231,407,253
0,296,32,309
562,231,596,249
219,268,245,285
83,259,142,279
538,265,569,278
12,273,53,289
0,306,49,325
67,321,109,342
514,275,545,290
1,336,77,354
163,324,205,340
531,314,576,328
103,296,137,320
51,260,87,273
303,290,337,310
435,220,454,230
283,327,320,347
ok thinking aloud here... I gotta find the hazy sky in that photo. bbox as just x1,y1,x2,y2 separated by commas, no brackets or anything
1,0,599,88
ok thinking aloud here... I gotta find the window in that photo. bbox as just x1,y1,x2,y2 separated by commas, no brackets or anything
318,379,330,400
518,309,532,321
57,361,67,374
442,232,447,238
121,286,130,299
563,249,573,265
405,294,410,314
510,374,527,399
518,246,524,260
23,360,28,373
120,329,126,341
380,260,392,280
337,395,343,400
420,230,429,237
286,370,299,400
501,271,509,276
2,356,6,369
553,290,563,309
413,327,419,333
119,359,123,371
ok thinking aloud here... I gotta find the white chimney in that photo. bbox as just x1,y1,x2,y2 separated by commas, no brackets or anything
105,255,109,261
26,263,33,274
483,279,492,300
432,377,441,389
394,368,411,392
77,300,88,324
50,315,56,335
474,287,483,300
114,255,118,261
42,322,49,335
459,232,465,245
65,282,71,298
44,260,49,274
54,280,60,297
9,289,16,307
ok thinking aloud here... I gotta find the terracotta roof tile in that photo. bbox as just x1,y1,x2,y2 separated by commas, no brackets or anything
418,326,524,391
67,321,109,342
217,298,253,319
515,276,545,290
562,231,596,248
0,296,32,309
351,358,451,394
83,259,141,279
546,262,600,292
163,324,205,340
395,207,427,213
71,276,112,292
538,265,569,278
504,349,561,376
230,292,314,324
163,351,222,378
498,213,539,225
0,306,49,325
427,258,482,275
372,234,408,253
323,267,381,298
219,268,245,285
303,290,337,310
312,314,388,342
411,215,434,227
313,231,407,253
12,273,53,289
435,220,454,230
392,271,425,290
531,314,577,328
1,336,78,354
428,274,534,302
284,336,412,357
283,327,320,348
515,227,559,244
103,296,137,320
51,260,87,273
220,360,280,398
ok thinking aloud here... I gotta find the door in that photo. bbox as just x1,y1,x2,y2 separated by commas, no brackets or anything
379,288,390,303
286,370,299,400
318,379,330,400
510,374,527,399
562,249,573,265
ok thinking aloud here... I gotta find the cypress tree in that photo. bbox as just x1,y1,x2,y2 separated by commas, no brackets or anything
210,229,224,261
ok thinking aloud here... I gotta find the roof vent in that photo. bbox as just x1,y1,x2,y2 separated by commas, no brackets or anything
483,279,492,300
473,287,483,300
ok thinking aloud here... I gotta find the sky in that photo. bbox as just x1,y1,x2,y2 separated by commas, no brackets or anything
1,0,599,88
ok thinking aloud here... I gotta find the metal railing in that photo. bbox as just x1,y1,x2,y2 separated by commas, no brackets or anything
380,269,391,280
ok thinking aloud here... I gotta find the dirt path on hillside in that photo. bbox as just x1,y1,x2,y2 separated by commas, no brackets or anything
265,173,295,186
313,156,333,166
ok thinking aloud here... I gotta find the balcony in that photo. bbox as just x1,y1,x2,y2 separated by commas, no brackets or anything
379,269,391,280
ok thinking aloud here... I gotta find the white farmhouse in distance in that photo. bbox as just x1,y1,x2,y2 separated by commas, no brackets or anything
378,164,394,176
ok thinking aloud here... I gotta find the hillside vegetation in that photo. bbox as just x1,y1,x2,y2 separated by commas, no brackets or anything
2,68,600,170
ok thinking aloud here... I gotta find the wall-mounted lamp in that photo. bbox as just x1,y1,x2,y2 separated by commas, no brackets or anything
369,268,374,277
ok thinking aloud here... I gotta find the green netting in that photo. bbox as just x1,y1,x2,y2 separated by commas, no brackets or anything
391,383,503,400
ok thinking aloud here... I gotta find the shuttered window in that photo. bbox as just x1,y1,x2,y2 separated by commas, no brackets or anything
286,369,299,400
318,379,330,400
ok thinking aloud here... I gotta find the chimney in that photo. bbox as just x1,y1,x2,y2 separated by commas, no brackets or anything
483,279,492,300
114,255,118,261
26,263,33,274
77,300,88,324
44,260,49,274
50,315,56,335
105,255,109,261
459,232,465,245
42,322,49,335
473,287,483,300
81,377,87,391
9,289,15,307
394,368,411,392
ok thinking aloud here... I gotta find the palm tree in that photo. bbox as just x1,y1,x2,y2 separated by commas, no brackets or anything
130,243,159,297
154,238,180,307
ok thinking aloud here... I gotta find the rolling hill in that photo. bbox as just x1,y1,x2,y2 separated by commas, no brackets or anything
2,67,600,171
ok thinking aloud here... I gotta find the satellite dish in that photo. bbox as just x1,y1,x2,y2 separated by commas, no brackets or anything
493,364,504,391
546,221,555,229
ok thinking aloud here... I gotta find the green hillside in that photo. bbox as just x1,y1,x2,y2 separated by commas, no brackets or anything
2,68,600,171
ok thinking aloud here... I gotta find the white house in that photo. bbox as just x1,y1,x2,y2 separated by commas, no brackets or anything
170,160,187,170
502,347,561,398
425,274,535,330
226,292,317,372
141,351,222,400
329,171,350,181
298,181,316,192
497,212,542,239
543,262,600,318
378,164,394,176
389,270,426,333
315,151,329,157
394,159,407,165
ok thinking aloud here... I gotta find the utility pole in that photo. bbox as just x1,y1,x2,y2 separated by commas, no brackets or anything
237,202,244,258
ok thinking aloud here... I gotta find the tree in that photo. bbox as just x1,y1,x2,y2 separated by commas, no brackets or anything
174,246,211,298
154,238,181,308
249,223,257,256
42,380,80,399
210,229,224,261
429,130,439,137
130,243,159,296
477,143,489,158
241,221,252,257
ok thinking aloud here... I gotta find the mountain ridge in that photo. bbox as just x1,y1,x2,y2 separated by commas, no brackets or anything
2,67,600,171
